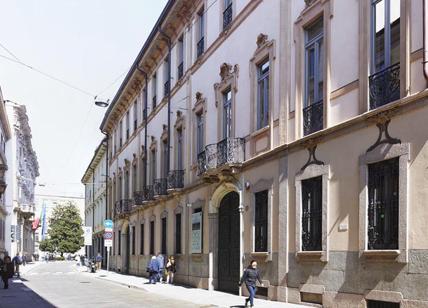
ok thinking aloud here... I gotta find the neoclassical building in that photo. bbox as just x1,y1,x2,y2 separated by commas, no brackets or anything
82,139,107,264
98,0,428,306
4,101,39,259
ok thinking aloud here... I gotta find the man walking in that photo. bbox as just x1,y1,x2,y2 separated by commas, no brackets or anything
156,253,165,283
95,253,102,271
147,256,159,284
12,253,22,278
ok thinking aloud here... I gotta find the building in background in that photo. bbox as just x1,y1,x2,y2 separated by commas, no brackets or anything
81,139,107,264
4,101,39,260
33,194,85,257
0,87,11,258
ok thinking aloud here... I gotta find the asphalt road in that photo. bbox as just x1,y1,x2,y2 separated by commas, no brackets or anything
1,261,201,308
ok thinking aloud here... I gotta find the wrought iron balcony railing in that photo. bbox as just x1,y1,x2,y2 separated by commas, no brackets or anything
369,63,400,110
205,144,218,170
167,170,184,190
217,138,245,167
134,185,155,205
114,199,134,217
153,178,168,196
164,80,170,97
197,151,206,175
177,62,184,80
223,4,233,30
197,37,205,58
303,100,323,136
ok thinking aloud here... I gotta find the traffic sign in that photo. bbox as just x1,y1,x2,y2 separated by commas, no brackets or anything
104,230,113,247
104,219,113,231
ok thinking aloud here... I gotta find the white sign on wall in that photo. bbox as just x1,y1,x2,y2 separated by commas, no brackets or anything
83,226,92,246
191,212,202,254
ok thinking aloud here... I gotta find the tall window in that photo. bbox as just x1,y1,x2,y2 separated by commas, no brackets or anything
304,18,324,136
150,221,155,255
368,158,399,250
369,0,400,109
223,0,233,30
126,111,130,140
119,120,123,147
133,100,138,132
301,176,322,251
150,149,156,184
255,190,268,252
222,88,232,139
196,113,204,155
132,164,137,195
152,73,157,111
197,8,205,58
118,176,123,200
177,36,184,79
257,59,270,129
175,213,182,254
177,128,183,170
140,223,145,255
162,141,168,178
164,59,170,97
131,226,136,255
161,217,167,254
124,170,130,199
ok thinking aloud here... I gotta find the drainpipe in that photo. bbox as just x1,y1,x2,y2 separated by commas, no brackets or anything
136,67,148,186
89,167,95,258
424,0,428,80
101,135,109,268
159,27,172,176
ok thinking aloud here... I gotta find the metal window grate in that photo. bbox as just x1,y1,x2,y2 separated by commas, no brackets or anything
301,176,322,251
303,100,323,136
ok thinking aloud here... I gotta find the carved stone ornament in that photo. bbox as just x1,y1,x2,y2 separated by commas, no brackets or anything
161,124,168,142
300,141,325,172
256,33,269,49
305,0,316,7
220,63,234,81
196,91,203,102
366,113,401,153
193,92,205,114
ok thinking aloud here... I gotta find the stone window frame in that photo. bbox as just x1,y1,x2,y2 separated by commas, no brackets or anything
293,0,332,138
214,63,239,140
358,0,410,113
249,178,274,260
295,164,330,262
219,0,236,34
174,111,185,171
250,34,276,133
359,143,409,263
192,92,207,167
193,1,207,62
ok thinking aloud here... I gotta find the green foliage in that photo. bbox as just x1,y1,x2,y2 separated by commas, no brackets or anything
47,201,84,256
39,238,55,253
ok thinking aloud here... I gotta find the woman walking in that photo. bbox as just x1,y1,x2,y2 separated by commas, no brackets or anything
239,260,263,307
165,256,176,284
1,256,15,289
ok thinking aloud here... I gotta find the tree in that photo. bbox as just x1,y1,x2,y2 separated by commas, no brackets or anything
39,238,55,253
47,201,84,256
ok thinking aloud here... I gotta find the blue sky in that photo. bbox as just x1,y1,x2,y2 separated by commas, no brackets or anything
0,0,168,197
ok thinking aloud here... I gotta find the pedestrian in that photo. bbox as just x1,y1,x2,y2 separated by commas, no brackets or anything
0,256,14,289
166,256,176,284
147,256,159,284
22,255,27,266
80,255,85,266
12,253,22,278
156,253,165,283
95,253,102,271
239,260,264,307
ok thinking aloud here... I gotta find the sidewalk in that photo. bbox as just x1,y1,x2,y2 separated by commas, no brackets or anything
81,268,310,308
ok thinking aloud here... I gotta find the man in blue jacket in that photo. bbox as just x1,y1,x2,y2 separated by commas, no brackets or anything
148,256,159,284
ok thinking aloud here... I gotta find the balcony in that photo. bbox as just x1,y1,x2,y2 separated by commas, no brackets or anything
114,199,134,218
164,80,170,97
167,170,184,191
198,138,245,176
369,63,400,110
197,37,204,58
153,178,168,196
223,4,233,30
303,100,323,136
177,62,184,80
133,185,155,205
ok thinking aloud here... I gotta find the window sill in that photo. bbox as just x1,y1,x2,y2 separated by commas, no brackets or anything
250,125,270,139
296,251,327,262
250,251,272,262
362,249,401,262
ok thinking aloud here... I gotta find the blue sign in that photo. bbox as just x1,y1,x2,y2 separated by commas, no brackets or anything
104,220,113,229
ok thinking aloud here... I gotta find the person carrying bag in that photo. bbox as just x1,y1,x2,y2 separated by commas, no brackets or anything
239,260,264,307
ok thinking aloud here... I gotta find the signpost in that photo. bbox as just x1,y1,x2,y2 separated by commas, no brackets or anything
83,226,92,246
104,219,114,272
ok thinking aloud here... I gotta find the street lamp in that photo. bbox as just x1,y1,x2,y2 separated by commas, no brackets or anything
94,99,110,108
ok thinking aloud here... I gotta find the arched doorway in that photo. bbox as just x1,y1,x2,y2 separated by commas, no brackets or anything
218,191,240,294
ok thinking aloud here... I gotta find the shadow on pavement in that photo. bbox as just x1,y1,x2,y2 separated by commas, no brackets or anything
0,279,55,308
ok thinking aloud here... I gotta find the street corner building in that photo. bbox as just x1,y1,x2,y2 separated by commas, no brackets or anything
85,0,428,307
0,89,39,261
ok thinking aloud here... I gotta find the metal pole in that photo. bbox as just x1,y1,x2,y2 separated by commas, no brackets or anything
107,246,110,272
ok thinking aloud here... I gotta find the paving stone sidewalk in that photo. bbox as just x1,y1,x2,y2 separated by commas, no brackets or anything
81,267,310,308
